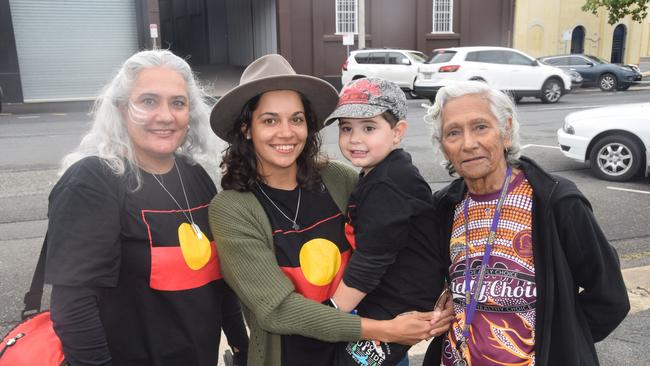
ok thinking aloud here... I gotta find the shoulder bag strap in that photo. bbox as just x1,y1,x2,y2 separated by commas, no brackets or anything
21,233,48,320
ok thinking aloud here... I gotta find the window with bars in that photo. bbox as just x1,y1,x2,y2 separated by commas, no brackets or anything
336,0,357,34
432,0,453,33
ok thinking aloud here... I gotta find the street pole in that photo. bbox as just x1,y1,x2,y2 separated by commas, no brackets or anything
358,0,365,49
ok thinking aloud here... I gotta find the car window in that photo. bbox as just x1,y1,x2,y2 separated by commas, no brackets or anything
569,56,591,66
387,52,409,65
585,55,607,64
368,52,387,64
354,53,370,64
504,51,533,66
427,50,456,64
543,57,568,66
471,51,506,64
407,52,427,63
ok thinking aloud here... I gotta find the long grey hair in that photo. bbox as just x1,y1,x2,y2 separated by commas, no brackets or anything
59,49,223,188
425,80,521,175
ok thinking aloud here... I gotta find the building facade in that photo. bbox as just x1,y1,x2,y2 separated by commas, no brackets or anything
1,0,514,103
513,0,650,64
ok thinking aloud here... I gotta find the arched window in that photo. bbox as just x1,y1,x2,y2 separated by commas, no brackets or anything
570,26,585,54
611,24,626,63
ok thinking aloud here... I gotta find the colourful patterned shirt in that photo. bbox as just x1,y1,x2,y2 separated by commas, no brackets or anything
442,173,537,366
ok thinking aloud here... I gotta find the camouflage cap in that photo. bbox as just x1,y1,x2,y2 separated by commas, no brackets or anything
324,77,407,126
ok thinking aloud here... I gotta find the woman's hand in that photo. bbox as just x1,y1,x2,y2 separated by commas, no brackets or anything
360,311,435,346
429,288,454,337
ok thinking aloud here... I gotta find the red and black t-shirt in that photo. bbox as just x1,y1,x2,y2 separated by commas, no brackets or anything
253,182,352,366
45,156,224,366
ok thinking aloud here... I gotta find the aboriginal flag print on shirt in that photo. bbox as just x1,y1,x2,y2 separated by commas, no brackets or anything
253,182,352,366
141,203,221,291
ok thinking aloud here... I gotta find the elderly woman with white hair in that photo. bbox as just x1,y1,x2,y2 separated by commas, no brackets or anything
422,81,629,366
44,50,247,365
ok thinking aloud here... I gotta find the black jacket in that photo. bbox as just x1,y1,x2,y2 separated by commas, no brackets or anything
426,156,629,365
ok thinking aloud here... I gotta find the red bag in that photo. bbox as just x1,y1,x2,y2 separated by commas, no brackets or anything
0,235,66,365
0,311,65,366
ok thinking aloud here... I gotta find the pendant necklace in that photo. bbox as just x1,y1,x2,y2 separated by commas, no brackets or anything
150,160,211,270
255,181,301,230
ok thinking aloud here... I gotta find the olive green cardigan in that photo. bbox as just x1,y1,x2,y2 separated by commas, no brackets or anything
208,161,361,366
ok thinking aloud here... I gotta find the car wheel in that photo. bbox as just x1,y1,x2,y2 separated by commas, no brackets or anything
589,134,643,181
598,73,618,92
540,79,562,103
617,84,631,91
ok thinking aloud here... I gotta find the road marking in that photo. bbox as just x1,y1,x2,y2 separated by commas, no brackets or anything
50,113,67,116
532,105,604,111
606,186,650,195
0,113,12,116
521,144,560,150
17,115,40,119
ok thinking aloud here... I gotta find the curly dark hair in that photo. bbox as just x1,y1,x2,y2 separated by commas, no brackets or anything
220,91,327,192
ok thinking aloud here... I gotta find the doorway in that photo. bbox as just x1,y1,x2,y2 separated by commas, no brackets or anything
570,26,585,54
611,24,626,63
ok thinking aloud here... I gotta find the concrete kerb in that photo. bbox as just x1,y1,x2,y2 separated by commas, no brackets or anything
622,265,650,314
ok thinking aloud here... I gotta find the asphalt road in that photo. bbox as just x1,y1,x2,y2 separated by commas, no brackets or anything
1,87,648,364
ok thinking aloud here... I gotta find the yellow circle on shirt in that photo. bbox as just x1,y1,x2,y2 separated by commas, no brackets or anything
299,238,341,286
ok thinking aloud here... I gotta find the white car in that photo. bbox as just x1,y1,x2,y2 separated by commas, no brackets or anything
414,46,573,103
341,49,428,95
558,103,650,181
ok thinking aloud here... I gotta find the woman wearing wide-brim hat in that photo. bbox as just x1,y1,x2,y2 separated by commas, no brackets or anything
208,54,450,366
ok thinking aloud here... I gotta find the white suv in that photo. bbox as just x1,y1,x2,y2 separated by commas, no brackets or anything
341,49,428,95
414,46,572,103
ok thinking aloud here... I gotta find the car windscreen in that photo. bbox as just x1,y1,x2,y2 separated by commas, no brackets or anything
408,52,427,63
426,50,456,64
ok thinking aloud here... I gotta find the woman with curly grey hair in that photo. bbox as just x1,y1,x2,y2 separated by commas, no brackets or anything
45,50,246,365
423,81,629,365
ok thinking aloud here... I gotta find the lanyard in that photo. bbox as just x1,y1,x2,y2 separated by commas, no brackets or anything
457,167,513,350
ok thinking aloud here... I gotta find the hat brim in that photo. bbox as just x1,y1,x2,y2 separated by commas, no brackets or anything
324,103,389,126
210,74,339,142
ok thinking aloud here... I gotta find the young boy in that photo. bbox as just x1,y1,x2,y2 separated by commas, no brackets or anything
324,77,448,366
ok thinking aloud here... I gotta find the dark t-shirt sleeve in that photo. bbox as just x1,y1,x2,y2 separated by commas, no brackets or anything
343,182,412,293
45,158,122,287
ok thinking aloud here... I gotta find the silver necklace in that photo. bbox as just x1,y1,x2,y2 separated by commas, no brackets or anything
255,181,301,230
150,160,203,239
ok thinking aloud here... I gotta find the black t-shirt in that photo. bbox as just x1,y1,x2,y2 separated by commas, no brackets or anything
253,182,352,366
344,149,446,320
45,156,224,366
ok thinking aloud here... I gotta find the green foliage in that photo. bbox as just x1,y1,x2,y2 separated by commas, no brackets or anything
582,0,649,24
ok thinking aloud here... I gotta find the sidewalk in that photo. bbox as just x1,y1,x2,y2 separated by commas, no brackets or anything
623,265,650,314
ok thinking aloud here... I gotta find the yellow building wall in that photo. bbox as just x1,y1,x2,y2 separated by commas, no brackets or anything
513,0,650,65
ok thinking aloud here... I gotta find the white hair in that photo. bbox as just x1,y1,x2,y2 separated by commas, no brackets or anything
60,49,225,188
424,81,521,175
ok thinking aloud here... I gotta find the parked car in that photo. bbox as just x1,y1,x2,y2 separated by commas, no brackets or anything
564,69,584,89
414,46,572,104
341,49,428,96
558,103,650,181
538,54,642,92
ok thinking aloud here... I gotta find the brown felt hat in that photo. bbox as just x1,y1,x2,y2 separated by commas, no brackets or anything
210,54,339,142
